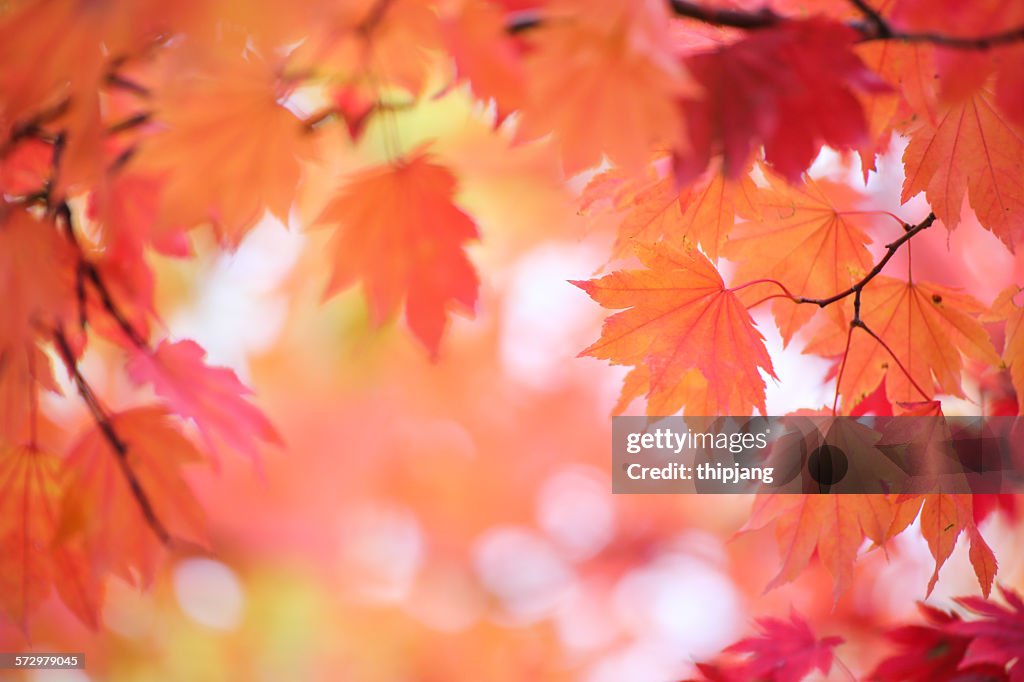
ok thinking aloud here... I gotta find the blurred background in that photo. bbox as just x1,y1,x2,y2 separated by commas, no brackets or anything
3,55,1024,682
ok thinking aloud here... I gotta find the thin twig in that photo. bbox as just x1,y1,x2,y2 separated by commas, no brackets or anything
853,319,932,401
56,202,149,349
846,0,892,39
797,213,936,308
507,0,1024,51
53,327,171,546
832,318,856,415
669,0,780,30
106,112,152,135
105,73,151,98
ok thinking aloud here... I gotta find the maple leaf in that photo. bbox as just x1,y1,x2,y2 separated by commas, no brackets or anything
747,489,895,600
805,276,1001,407
880,402,999,595
870,603,1006,682
725,176,877,344
902,85,1024,251
317,153,479,357
889,493,998,597
133,45,315,247
84,174,190,347
126,340,282,466
0,343,59,444
0,205,75,353
298,0,444,96
687,612,843,682
59,407,209,587
952,586,1024,676
991,286,1024,415
889,0,1024,128
442,0,527,117
677,17,887,183
518,0,689,174
0,138,51,196
584,160,759,263
575,241,775,416
0,446,101,632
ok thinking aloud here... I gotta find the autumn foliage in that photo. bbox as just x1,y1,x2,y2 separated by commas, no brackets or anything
1,0,1024,679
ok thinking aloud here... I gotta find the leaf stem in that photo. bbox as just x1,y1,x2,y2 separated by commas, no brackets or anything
56,203,149,350
508,1,1024,51
745,293,793,310
52,327,171,546
730,278,796,299
832,308,857,416
854,319,932,401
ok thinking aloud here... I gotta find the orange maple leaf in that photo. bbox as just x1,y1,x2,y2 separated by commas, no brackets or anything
725,176,877,344
59,407,209,587
574,241,776,416
745,416,897,600
0,344,59,444
442,0,527,117
588,165,759,264
126,340,282,467
0,205,75,353
902,85,1024,251
134,47,315,247
317,153,479,357
890,493,998,597
0,446,101,632
749,493,895,602
806,276,1000,407
518,0,689,174
992,285,1024,415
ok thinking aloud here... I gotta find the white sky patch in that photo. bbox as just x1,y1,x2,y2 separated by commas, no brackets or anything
473,526,575,623
337,500,424,604
499,242,609,391
172,558,246,631
536,466,615,562
754,309,835,414
612,538,742,662
167,212,304,381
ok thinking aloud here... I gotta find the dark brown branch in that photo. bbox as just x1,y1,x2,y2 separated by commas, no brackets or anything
105,73,151,98
846,0,892,39
668,0,780,30
793,213,937,412
0,98,69,158
56,202,149,349
849,0,1024,47
53,327,171,546
797,213,936,308
106,112,151,135
507,0,1024,51
880,24,1024,49
507,11,542,34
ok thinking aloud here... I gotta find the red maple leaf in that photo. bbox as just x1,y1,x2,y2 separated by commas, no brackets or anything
686,612,844,682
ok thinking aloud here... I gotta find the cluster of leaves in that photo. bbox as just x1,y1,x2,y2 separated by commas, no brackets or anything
686,586,1024,681
0,0,1023,674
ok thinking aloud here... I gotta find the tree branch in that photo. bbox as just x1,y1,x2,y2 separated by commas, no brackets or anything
846,0,892,39
849,0,1024,47
53,327,171,546
56,202,149,350
507,0,1024,50
797,213,936,308
668,0,780,30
